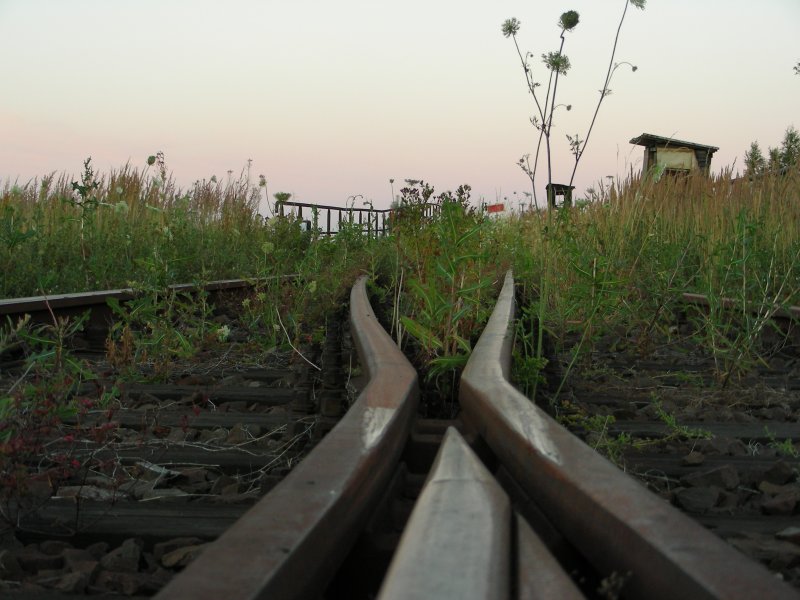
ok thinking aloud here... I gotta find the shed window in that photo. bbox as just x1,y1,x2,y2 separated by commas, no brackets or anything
656,147,698,171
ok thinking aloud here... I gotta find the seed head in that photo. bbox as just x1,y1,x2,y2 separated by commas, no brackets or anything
559,11,580,31
542,52,571,75
502,18,521,38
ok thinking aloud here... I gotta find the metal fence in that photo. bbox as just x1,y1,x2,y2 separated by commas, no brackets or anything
277,201,391,237
276,201,441,237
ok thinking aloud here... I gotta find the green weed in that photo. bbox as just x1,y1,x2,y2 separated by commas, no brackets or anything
395,184,499,408
764,426,799,458
653,401,712,441
0,312,118,518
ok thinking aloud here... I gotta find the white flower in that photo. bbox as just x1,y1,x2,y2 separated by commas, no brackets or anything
217,325,231,342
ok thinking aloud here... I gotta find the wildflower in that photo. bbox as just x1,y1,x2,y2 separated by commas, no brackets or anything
217,325,231,342
261,241,274,254
502,18,521,37
559,10,580,31
542,51,571,75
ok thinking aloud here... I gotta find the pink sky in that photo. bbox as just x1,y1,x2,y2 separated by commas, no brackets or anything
2,0,798,212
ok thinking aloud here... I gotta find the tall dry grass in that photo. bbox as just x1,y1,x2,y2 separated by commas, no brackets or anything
0,161,274,297
507,167,800,386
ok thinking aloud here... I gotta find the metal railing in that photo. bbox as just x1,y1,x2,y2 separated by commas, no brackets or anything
276,200,442,237
277,201,392,237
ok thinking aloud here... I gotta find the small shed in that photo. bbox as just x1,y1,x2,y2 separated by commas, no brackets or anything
629,133,719,176
545,183,575,208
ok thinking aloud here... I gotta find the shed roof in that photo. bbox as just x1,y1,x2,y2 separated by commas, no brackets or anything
629,133,719,154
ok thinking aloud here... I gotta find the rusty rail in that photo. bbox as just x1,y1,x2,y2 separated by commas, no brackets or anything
155,276,419,600
145,272,798,598
377,425,584,599
0,279,257,314
459,271,797,599
0,276,302,324
681,291,800,320
0,276,299,334
377,427,512,599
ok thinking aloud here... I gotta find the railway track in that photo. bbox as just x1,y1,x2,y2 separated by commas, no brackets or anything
150,273,797,599
1,275,797,597
550,293,800,593
0,279,349,596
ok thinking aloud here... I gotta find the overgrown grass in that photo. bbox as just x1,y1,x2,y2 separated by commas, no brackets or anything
510,168,800,392
1,158,394,507
1,159,290,296
3,158,799,397
4,156,799,515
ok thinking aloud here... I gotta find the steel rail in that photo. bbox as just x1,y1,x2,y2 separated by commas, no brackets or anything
0,276,296,317
155,276,419,600
376,425,585,599
681,291,800,320
460,270,798,600
377,427,512,599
